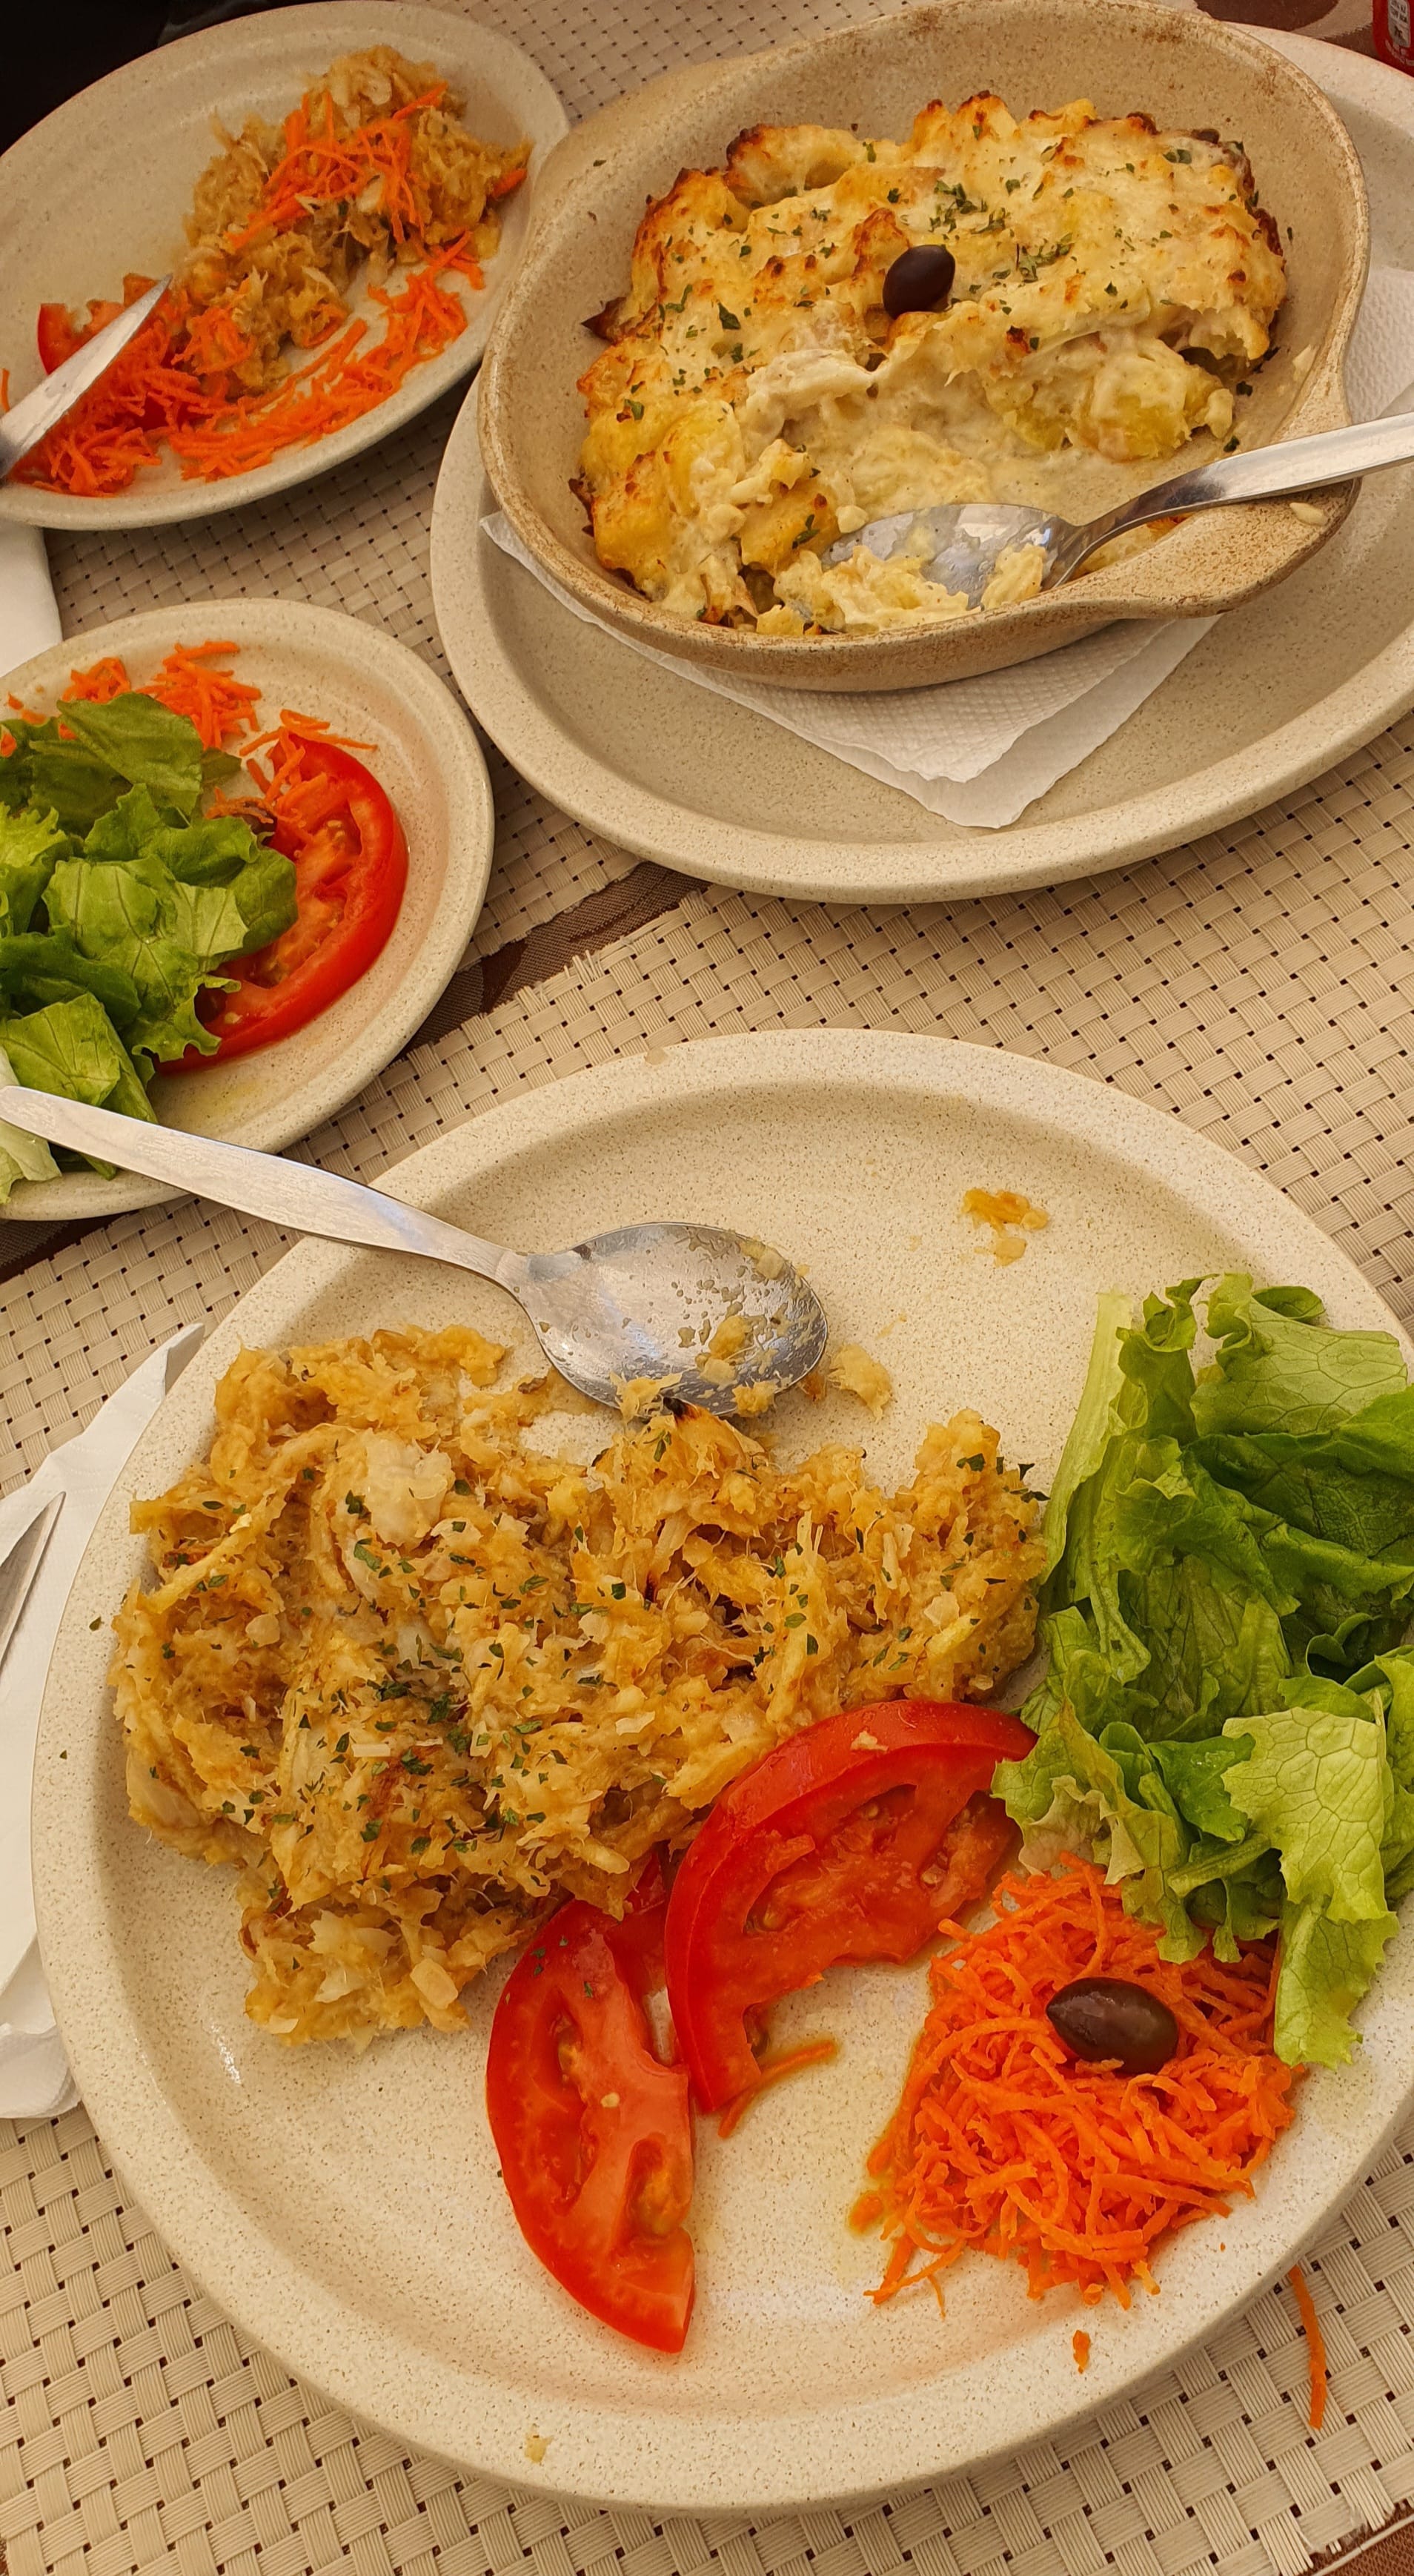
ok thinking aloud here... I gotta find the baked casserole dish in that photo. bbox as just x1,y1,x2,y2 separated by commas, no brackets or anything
477,0,1368,691
576,96,1287,635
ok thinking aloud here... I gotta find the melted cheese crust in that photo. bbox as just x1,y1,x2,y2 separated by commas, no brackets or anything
576,95,1287,635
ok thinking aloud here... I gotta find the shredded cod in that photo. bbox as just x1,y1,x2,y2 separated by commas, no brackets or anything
112,1327,1043,2043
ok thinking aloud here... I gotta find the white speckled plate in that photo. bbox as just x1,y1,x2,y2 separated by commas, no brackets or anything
1,600,494,1219
0,3,567,530
431,38,1414,904
32,1031,1414,2511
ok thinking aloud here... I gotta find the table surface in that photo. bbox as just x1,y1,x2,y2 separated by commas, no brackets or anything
4,1,1414,2571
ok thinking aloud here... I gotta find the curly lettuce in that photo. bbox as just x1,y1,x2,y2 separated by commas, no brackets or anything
998,1277,1414,2065
0,695,294,1194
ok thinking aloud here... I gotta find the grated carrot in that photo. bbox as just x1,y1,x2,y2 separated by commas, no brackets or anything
717,2038,839,2139
62,656,131,705
1287,2265,1328,2430
10,235,489,499
1072,2329,1090,2373
860,1858,1296,2314
142,643,263,752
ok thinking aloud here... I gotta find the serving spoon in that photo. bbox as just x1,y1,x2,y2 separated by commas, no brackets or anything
0,1086,828,1417
820,409,1414,608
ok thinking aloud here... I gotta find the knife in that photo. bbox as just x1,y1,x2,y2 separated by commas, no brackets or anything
0,274,173,480
0,1496,62,1673
0,1320,205,1996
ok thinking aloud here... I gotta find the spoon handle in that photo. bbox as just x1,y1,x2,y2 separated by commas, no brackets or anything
1055,408,1414,583
0,1087,529,1295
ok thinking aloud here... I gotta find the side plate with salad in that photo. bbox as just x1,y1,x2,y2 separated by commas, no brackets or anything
0,600,494,1219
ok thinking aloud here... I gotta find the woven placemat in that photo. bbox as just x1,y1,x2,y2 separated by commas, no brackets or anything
7,0,1414,2564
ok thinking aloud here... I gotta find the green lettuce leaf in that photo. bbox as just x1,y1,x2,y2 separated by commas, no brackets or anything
0,1042,59,1203
0,993,155,1121
1222,1701,1392,1922
1274,1904,1398,2068
45,852,251,1065
0,933,140,1027
993,1701,1205,1960
1192,1404,1414,1557
0,808,70,935
55,693,203,820
1196,1274,1407,1437
1041,1289,1131,1577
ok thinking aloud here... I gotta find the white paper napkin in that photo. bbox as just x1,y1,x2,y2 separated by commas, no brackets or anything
485,266,1414,830
0,523,60,683
0,1324,205,2119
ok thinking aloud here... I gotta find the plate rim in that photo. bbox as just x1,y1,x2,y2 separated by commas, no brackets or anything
0,596,495,1221
429,31,1414,907
0,0,568,532
32,1027,1414,2512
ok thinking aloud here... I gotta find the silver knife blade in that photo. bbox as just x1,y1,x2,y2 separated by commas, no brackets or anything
0,275,173,480
0,1496,62,1674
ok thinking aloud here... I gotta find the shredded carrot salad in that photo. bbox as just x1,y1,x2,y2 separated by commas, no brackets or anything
64,641,262,749
59,643,375,858
14,248,485,497
7,46,525,497
857,1858,1296,2311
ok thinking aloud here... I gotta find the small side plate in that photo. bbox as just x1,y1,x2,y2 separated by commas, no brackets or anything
1,599,494,1219
0,2,567,530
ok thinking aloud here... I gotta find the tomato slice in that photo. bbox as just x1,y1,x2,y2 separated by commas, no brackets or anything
37,304,88,371
188,737,408,1063
663,1699,1032,2110
37,277,152,373
485,1884,695,2354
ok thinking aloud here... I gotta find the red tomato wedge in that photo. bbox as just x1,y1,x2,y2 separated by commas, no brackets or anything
663,1699,1032,2111
189,735,408,1062
485,1883,695,2354
38,304,90,371
37,279,149,372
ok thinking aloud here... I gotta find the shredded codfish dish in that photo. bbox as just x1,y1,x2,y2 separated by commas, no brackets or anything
111,1325,1043,2043
576,93,1286,634
14,47,528,495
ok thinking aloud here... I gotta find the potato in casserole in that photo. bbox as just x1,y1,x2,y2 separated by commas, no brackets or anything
575,95,1286,634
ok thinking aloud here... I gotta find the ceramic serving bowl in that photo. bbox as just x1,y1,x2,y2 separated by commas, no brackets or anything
0,2,568,531
477,0,1369,693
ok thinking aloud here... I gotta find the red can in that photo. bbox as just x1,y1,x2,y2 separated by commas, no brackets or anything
1375,0,1414,72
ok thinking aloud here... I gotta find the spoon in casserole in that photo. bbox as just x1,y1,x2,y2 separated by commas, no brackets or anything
0,1086,828,1417
820,409,1414,609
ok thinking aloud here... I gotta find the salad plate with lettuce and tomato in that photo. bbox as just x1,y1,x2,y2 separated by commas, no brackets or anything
0,598,493,1219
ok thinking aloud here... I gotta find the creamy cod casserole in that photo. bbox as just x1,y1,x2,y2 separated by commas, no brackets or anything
575,95,1287,635
110,1327,1042,2042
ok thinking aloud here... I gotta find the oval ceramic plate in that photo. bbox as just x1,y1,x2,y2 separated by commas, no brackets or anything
1,600,494,1219
432,37,1414,904
32,1030,1414,2512
0,3,566,531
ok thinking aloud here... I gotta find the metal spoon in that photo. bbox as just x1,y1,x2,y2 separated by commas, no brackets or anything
820,408,1414,609
0,1086,827,1416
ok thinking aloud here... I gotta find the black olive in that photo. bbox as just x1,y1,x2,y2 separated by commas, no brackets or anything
882,245,957,319
1046,1976,1179,2075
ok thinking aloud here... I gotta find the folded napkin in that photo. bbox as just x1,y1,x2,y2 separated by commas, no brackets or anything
0,1324,205,2120
0,523,60,684
485,266,1414,830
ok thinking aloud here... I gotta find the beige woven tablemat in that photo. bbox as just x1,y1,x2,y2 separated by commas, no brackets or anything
9,0,1414,2565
